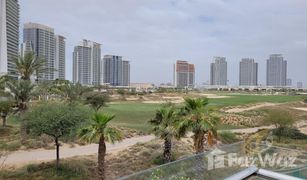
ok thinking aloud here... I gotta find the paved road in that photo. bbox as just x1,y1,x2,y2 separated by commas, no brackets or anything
1,135,155,166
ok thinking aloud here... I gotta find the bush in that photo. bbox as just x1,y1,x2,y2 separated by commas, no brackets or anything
24,139,46,149
6,140,22,151
27,164,39,173
304,98,307,104
151,154,175,165
273,127,307,139
218,131,238,144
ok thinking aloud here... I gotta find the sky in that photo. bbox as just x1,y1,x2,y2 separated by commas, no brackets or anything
20,0,307,86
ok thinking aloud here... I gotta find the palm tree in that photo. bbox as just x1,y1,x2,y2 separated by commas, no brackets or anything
59,83,91,104
178,98,219,154
6,80,34,112
14,52,46,81
0,100,13,127
0,75,7,90
6,80,34,142
149,105,177,163
79,113,123,179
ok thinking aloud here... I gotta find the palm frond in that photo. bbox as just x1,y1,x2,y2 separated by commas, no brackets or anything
104,126,123,144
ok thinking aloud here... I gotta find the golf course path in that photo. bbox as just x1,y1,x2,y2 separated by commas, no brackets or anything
1,135,155,167
225,103,278,113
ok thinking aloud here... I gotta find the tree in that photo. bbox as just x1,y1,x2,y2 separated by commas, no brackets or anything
0,100,14,127
14,52,46,81
266,109,295,142
6,80,34,112
0,75,8,91
79,112,123,179
177,98,219,154
25,103,90,169
59,83,91,104
149,105,177,163
33,80,54,101
84,92,109,111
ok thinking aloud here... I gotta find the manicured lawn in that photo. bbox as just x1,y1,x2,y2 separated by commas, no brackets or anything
101,95,304,132
209,94,304,107
103,102,161,132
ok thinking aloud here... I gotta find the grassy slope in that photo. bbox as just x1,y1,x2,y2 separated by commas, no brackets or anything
103,95,303,132
209,94,303,107
104,102,161,132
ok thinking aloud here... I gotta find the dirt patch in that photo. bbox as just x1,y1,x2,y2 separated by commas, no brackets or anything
0,139,194,180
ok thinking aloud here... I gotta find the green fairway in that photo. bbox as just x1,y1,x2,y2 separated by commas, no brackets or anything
101,95,304,133
208,94,304,107
103,103,161,132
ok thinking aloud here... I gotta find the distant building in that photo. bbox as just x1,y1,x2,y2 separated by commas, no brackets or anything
210,57,227,86
23,22,65,81
130,83,154,91
297,82,303,89
173,60,195,88
73,39,101,86
266,54,287,87
20,41,33,57
55,35,65,80
122,60,130,86
23,23,55,80
239,58,258,86
286,78,292,87
102,55,130,86
0,0,19,78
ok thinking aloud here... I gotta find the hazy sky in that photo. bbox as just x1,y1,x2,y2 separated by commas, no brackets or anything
20,0,307,86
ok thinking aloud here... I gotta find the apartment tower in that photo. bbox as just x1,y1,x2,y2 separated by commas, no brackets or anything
173,60,195,88
73,39,101,86
102,55,130,86
266,54,287,87
0,0,19,78
55,35,65,80
23,22,65,81
239,58,258,86
210,57,227,86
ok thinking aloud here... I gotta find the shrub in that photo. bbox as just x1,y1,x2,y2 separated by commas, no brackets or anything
27,164,39,173
218,131,238,144
6,140,22,151
273,127,307,139
24,139,45,149
151,154,175,165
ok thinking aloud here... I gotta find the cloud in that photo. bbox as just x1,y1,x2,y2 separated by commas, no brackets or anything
20,0,307,86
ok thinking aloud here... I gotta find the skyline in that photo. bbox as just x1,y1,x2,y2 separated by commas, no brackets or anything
19,0,307,86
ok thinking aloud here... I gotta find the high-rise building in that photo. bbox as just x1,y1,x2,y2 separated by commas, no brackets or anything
73,39,101,86
266,54,287,87
0,0,19,78
297,82,303,89
286,78,292,87
173,60,195,88
210,57,227,86
20,41,33,57
102,55,130,86
55,35,65,80
122,60,130,86
23,23,65,81
239,58,258,86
